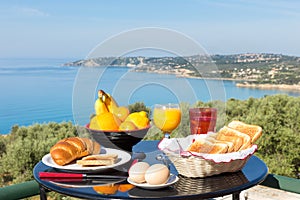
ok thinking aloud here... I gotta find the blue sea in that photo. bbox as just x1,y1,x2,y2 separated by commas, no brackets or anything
1,58,300,134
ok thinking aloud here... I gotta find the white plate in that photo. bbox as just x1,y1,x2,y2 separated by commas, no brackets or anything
127,174,179,189
42,148,131,171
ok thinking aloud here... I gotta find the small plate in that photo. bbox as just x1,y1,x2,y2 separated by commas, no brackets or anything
127,174,179,189
42,148,131,171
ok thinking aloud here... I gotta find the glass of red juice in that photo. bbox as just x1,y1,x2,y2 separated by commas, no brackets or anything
189,108,217,134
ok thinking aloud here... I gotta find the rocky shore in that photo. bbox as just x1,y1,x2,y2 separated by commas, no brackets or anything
144,70,300,92
236,83,300,92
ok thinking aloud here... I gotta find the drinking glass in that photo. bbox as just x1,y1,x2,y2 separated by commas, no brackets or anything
189,108,217,134
153,104,181,138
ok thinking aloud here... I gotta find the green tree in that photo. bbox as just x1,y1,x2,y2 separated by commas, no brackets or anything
0,122,77,185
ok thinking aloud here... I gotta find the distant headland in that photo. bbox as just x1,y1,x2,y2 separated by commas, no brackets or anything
63,53,300,91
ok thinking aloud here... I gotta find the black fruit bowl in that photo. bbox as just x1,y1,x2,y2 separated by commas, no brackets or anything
85,124,151,152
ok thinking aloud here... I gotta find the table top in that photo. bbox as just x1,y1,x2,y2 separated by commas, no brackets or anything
33,140,268,199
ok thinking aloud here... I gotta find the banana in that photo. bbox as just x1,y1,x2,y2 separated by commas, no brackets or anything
98,90,119,113
94,96,109,115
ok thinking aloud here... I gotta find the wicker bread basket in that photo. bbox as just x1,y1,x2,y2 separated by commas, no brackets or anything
158,136,257,178
165,152,252,177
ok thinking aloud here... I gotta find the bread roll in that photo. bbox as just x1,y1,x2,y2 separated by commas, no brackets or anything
50,137,101,166
228,120,262,143
92,141,101,155
80,138,94,154
50,141,80,166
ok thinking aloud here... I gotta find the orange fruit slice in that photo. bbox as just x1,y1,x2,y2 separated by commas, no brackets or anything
96,112,121,131
118,184,135,192
112,106,130,122
119,121,137,131
125,111,149,129
89,115,101,130
93,184,118,195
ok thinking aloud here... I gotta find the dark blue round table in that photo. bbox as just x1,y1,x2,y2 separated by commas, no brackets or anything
33,140,268,200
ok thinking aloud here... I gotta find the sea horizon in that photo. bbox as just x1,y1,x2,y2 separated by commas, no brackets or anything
1,58,300,135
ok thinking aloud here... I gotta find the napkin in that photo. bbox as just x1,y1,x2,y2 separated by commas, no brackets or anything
158,134,257,163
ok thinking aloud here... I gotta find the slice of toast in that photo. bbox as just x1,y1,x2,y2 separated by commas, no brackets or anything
204,136,234,153
76,159,116,166
216,134,243,152
81,154,118,160
186,137,229,154
216,140,235,153
228,120,262,144
217,126,251,150
209,142,229,154
186,138,214,153
77,154,118,166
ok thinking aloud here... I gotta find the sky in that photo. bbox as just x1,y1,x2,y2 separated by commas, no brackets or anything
1,0,300,59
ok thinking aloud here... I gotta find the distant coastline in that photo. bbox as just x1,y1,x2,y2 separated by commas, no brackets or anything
129,69,300,93
63,53,300,92
175,74,300,93
236,83,300,91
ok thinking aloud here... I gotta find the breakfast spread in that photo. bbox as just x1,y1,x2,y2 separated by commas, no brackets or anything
128,162,170,185
47,105,262,185
187,120,262,154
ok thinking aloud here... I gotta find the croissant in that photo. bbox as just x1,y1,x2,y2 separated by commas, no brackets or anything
50,137,101,166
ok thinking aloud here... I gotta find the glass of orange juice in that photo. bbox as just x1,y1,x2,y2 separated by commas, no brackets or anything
153,104,181,138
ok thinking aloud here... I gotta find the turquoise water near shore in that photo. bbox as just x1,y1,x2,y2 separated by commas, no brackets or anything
1,58,300,134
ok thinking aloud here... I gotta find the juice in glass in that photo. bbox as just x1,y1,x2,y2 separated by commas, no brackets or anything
153,104,181,136
189,108,217,134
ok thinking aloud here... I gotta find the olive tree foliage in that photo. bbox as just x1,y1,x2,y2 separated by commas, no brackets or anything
128,102,151,115
0,122,77,186
225,95,300,178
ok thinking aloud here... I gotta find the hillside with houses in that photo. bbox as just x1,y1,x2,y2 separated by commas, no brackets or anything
64,53,300,87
